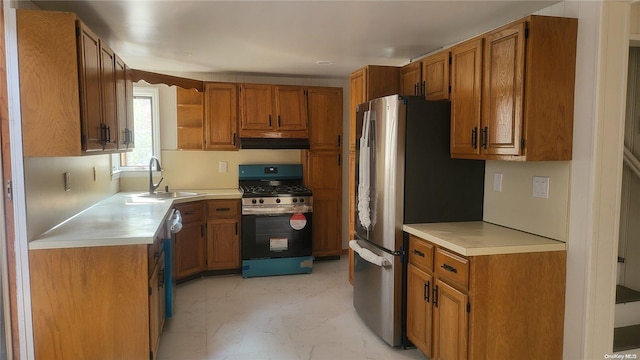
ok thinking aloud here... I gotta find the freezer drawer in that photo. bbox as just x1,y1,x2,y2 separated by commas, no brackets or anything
352,240,403,346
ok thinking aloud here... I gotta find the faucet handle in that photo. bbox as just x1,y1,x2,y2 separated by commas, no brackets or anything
156,177,164,187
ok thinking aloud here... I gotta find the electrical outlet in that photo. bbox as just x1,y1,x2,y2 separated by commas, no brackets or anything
219,161,228,173
493,173,503,192
532,176,549,198
64,172,71,192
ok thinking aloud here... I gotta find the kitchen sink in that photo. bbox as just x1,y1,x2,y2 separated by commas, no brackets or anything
136,191,202,199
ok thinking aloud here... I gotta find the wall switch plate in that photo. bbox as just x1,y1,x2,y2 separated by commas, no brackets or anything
532,176,550,198
64,172,71,192
219,161,228,173
493,173,503,192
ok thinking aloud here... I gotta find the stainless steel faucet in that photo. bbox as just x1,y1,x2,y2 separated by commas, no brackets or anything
149,156,164,194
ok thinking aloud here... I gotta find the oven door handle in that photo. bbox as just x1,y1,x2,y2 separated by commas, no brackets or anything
349,240,390,268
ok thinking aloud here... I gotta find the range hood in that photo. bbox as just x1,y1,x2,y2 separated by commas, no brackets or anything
240,138,310,149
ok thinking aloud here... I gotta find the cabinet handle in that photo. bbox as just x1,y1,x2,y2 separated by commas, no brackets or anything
268,115,272,127
184,211,196,215
441,263,458,274
235,222,238,235
278,115,281,127
153,252,161,260
337,154,341,166
471,127,478,149
424,280,430,302
433,285,439,308
158,269,165,287
106,126,111,143
337,135,341,147
232,133,236,145
99,124,107,145
414,83,419,96
481,126,488,149
216,207,231,212
421,81,426,96
412,249,425,257
201,224,205,237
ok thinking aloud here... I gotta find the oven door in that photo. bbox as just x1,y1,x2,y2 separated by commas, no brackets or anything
241,212,313,259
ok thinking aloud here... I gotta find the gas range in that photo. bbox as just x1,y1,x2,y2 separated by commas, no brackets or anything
239,165,313,215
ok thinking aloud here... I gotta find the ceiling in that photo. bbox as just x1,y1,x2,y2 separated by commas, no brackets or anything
32,0,560,79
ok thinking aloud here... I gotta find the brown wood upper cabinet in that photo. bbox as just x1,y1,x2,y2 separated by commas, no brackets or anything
450,15,578,161
400,51,450,100
308,87,343,150
204,83,239,150
17,10,134,156
239,84,308,138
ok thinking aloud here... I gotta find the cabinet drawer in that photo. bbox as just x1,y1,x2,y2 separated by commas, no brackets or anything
408,235,434,272
434,248,469,289
207,200,239,220
176,202,205,224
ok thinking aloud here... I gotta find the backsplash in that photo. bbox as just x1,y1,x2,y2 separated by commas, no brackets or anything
483,160,570,241
119,149,302,191
24,155,119,240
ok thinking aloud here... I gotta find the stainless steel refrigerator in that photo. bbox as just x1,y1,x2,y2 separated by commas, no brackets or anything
350,95,484,347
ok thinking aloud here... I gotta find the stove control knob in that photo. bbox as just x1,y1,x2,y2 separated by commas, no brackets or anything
292,198,298,203
251,199,257,204
276,198,281,204
300,198,305,203
259,199,264,204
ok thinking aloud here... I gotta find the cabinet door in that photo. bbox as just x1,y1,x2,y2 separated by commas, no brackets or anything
115,55,133,150
306,150,342,257
308,87,343,150
450,38,483,156
204,82,238,150
422,51,450,100
407,264,433,358
207,219,240,270
77,21,104,152
400,62,421,96
433,279,468,360
482,21,526,156
274,85,308,134
100,41,117,151
239,84,273,131
148,254,161,359
174,222,206,279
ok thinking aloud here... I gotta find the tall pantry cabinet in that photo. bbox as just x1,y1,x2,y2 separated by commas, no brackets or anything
303,87,344,257
348,65,400,283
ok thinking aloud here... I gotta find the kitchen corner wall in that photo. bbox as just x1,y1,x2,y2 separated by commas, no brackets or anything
24,155,119,241
483,160,570,241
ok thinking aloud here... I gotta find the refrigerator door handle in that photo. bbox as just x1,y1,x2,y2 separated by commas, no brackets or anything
349,240,391,267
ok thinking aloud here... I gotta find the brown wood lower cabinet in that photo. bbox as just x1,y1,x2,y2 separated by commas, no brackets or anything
29,241,162,359
406,234,566,360
206,199,241,270
174,202,206,279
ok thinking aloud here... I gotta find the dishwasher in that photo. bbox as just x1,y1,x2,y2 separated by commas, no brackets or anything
165,209,182,318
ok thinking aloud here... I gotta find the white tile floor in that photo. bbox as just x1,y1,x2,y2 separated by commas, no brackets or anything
158,257,426,360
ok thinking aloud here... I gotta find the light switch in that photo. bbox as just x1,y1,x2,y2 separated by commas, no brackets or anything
493,173,503,192
219,161,228,173
532,176,549,199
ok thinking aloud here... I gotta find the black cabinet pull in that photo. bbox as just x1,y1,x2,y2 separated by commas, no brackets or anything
424,281,430,302
201,224,205,237
471,127,478,149
421,81,426,96
278,115,281,127
106,126,111,143
433,285,439,308
184,211,196,215
158,269,165,287
216,207,230,212
412,249,425,257
235,222,238,235
481,126,488,149
441,263,458,273
338,154,341,166
232,133,236,145
268,115,272,127
337,135,341,147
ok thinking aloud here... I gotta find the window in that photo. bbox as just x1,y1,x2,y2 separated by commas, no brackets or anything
120,87,161,170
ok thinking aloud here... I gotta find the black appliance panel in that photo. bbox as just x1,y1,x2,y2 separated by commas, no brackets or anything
242,213,313,260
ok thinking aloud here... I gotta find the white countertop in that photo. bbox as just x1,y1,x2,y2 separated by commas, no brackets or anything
403,222,566,256
28,189,242,250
